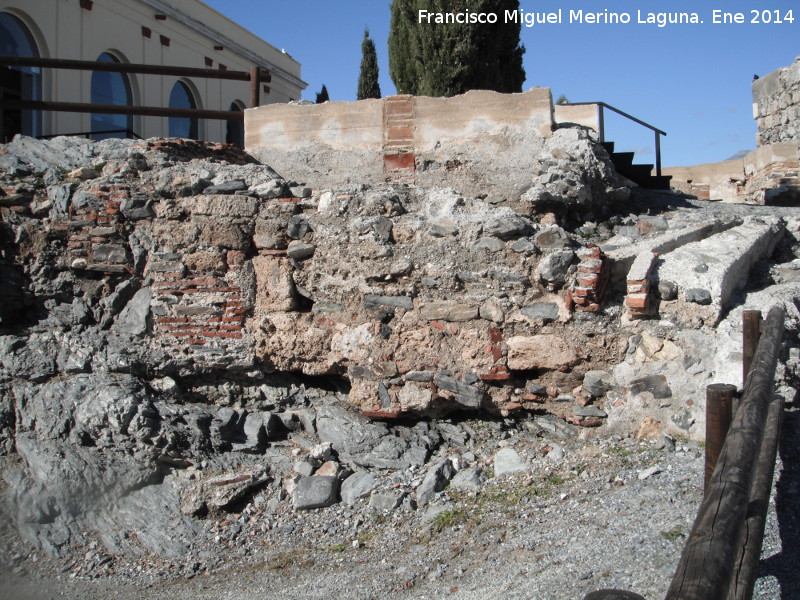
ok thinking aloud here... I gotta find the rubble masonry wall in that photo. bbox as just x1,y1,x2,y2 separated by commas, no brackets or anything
753,55,800,146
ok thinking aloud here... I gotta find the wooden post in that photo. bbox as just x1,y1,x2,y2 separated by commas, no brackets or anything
726,393,784,600
705,383,736,490
742,310,762,389
250,66,261,108
664,306,784,600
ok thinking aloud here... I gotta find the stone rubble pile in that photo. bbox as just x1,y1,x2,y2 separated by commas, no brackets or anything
1,134,799,572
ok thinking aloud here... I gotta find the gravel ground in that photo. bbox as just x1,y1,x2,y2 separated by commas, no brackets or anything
2,406,798,600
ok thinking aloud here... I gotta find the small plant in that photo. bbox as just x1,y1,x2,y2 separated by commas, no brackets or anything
660,525,686,541
267,550,313,570
431,508,471,533
328,542,347,554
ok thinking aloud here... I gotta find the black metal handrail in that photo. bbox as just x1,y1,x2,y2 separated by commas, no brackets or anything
38,128,144,140
565,102,667,177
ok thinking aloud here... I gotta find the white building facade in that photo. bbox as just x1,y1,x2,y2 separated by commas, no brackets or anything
0,0,306,143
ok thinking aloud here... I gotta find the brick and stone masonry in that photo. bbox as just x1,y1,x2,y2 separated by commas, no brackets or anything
568,244,610,312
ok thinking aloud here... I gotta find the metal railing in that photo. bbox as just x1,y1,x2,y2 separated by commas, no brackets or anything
584,306,786,600
0,55,271,128
565,102,667,177
39,128,144,140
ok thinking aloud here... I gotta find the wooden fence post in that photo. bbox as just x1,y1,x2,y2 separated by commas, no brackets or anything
705,383,736,490
742,310,762,386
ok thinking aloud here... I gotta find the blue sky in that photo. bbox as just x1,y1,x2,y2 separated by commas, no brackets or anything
204,1,799,167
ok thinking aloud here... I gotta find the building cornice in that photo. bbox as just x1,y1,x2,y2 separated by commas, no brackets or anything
138,0,307,91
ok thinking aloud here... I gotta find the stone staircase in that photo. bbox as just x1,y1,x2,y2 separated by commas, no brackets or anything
602,141,672,190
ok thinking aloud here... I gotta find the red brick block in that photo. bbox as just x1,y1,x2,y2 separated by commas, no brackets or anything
626,293,649,309
384,153,415,171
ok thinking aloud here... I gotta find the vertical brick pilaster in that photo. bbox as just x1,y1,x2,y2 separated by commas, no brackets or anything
383,95,416,183
568,244,611,312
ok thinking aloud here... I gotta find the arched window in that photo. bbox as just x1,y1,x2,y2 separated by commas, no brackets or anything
168,81,198,139
0,12,42,142
91,52,132,140
226,101,244,148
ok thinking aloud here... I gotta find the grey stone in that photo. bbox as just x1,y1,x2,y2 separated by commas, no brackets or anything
510,238,536,254
364,295,414,310
536,250,575,286
484,215,532,240
377,383,392,408
493,447,528,477
530,414,577,440
315,405,389,458
417,459,455,506
289,185,312,198
429,220,458,237
472,237,504,252
312,301,344,313
521,302,559,321
294,460,315,478
547,443,564,461
449,466,484,492
370,490,405,511
572,405,607,418
582,370,616,397
658,280,678,301
112,287,151,336
533,226,569,250
292,476,339,510
671,409,696,431
685,288,712,305
489,270,529,285
287,216,311,239
479,299,505,322
203,180,247,194
250,179,285,199
287,242,315,260
405,370,434,382
340,471,376,505
433,374,485,408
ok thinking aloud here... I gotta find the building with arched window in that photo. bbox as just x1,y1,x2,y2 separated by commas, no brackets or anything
0,0,305,143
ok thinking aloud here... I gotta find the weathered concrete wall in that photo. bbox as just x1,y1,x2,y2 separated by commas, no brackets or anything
244,89,556,198
753,56,800,146
554,103,600,135
413,89,554,151
662,143,800,204
244,99,385,152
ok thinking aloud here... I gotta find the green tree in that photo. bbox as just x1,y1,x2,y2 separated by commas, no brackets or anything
357,29,381,100
388,0,526,97
315,84,329,103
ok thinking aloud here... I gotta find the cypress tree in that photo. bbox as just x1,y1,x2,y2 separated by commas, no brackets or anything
315,84,329,103
389,0,526,97
357,29,381,100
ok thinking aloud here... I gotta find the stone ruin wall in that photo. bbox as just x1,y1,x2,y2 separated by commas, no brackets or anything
4,123,800,561
753,55,800,146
